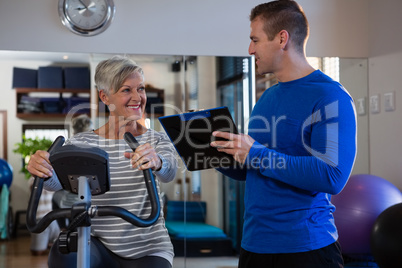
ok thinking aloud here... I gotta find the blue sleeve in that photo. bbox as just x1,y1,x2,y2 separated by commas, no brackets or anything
245,98,357,195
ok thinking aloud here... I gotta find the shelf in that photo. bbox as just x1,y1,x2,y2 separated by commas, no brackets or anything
15,88,90,93
15,86,165,120
15,87,91,94
16,113,89,119
15,87,91,119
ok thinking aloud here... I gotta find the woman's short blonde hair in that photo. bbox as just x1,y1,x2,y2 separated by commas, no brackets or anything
94,55,144,95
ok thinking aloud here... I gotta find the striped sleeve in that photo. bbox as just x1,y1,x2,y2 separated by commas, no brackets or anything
153,131,178,183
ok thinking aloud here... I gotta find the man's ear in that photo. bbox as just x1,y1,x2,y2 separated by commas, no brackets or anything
99,90,109,106
278,30,290,49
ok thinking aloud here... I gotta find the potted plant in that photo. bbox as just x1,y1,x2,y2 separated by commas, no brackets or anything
13,136,53,179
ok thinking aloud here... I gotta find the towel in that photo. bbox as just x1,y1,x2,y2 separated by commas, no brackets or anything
0,185,10,239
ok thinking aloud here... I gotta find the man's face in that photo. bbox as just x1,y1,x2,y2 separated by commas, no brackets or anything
248,17,282,75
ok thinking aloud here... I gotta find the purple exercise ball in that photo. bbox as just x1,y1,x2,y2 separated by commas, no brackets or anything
331,174,402,257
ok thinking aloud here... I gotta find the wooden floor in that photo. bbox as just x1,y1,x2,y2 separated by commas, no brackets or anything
0,234,239,268
0,234,48,268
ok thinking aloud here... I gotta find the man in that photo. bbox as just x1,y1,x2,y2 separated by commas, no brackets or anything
211,1,356,267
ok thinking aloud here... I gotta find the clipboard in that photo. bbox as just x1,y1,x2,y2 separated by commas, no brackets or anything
158,106,238,171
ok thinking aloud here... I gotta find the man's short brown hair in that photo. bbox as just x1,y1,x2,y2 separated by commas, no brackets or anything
250,0,309,53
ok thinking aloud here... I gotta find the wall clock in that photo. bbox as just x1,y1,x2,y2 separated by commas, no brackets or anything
58,0,115,36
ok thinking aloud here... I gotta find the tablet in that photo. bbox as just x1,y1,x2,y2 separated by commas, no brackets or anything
158,107,238,171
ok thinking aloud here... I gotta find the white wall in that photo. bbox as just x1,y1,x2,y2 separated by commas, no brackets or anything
0,0,368,58
368,0,402,189
339,58,369,175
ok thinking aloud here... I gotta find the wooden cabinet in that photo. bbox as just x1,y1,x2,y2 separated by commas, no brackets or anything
15,88,91,119
16,86,164,120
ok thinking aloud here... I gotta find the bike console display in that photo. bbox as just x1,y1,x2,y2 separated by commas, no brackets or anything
49,145,110,196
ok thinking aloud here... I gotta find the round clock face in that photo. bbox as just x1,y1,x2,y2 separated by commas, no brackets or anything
58,0,115,36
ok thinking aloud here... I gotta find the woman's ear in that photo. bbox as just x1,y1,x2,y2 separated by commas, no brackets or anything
99,90,109,106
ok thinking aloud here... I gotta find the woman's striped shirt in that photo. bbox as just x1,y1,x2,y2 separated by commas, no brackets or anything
44,129,178,263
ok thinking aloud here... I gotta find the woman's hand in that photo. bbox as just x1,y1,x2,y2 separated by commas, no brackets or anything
124,143,162,171
26,150,54,178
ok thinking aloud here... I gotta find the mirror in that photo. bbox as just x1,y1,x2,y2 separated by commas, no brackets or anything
338,58,369,174
1,51,368,267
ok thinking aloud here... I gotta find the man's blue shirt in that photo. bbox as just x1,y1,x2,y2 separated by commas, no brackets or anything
219,70,357,253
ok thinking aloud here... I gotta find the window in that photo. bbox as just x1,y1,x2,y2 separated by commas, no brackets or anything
23,124,69,142
307,57,340,82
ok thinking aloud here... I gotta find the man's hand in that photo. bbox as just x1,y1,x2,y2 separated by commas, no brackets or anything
210,131,255,164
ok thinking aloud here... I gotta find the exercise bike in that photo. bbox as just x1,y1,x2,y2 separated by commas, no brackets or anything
26,132,161,268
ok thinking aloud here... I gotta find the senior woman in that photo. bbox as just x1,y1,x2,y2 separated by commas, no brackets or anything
27,55,177,268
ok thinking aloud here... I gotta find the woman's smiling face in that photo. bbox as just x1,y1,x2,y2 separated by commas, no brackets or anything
103,71,147,121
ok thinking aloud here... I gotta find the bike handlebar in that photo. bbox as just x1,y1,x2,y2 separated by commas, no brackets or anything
27,132,161,233
26,136,66,233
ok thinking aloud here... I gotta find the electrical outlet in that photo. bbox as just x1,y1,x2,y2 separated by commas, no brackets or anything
384,92,395,112
356,98,366,115
370,95,380,114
